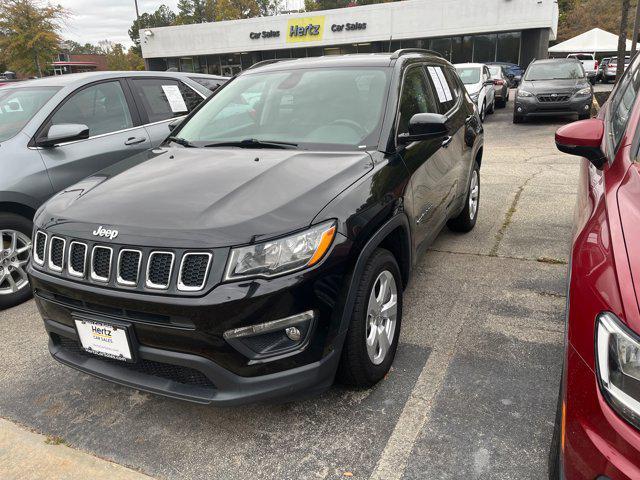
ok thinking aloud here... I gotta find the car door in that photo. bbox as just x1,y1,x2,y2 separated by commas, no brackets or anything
398,64,453,250
36,79,151,193
126,78,206,147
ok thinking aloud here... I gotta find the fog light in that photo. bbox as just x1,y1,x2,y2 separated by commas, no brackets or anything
585,104,590,110
517,106,523,113
285,326,301,341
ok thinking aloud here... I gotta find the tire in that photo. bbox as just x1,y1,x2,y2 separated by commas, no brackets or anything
337,248,403,387
548,380,563,480
487,99,495,114
578,113,590,120
513,112,524,124
0,213,34,310
448,161,480,233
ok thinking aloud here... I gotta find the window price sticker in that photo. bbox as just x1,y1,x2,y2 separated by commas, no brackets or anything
161,84,188,113
427,66,453,104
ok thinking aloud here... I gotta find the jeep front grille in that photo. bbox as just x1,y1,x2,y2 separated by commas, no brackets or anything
48,237,65,272
146,252,174,289
117,249,141,286
68,242,87,277
91,246,112,282
178,253,212,291
32,230,216,294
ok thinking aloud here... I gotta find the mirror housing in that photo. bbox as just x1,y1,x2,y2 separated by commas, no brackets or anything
37,124,89,147
398,113,449,144
168,118,182,132
555,118,606,169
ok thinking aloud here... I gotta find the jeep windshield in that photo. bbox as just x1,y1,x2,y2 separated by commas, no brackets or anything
525,62,585,81
0,86,59,142
174,67,390,150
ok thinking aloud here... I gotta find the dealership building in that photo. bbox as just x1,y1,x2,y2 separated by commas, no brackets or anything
140,0,559,76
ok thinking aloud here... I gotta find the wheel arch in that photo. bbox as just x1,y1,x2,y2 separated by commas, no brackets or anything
0,201,36,221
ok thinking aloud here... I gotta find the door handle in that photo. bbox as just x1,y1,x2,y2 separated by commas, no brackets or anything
441,136,453,148
124,136,146,146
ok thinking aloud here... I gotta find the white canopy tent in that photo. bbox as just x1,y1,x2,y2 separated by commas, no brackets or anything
549,28,637,55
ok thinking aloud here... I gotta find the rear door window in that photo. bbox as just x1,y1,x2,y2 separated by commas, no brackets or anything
129,78,203,123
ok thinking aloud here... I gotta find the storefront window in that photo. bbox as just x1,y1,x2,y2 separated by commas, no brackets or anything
496,32,520,64
356,43,372,54
195,57,207,73
275,49,291,58
388,40,402,53
430,37,452,61
473,34,497,63
205,55,221,75
323,46,342,56
451,36,472,63
179,57,195,72
166,58,179,71
306,47,323,57
291,48,307,58
148,58,167,71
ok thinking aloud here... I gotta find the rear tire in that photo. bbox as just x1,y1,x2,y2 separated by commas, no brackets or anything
448,161,480,233
337,248,402,388
0,213,33,310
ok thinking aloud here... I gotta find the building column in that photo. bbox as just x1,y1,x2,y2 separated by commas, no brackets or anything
520,28,550,68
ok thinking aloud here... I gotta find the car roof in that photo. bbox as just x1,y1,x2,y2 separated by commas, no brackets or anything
531,58,581,65
1,71,227,89
239,52,450,74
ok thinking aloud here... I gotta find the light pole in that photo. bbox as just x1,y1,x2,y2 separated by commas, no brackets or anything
632,0,640,58
134,0,140,24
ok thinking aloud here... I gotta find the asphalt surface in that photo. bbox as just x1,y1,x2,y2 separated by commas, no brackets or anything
0,91,577,479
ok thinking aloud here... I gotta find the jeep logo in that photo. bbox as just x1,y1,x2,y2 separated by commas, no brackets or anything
92,226,118,240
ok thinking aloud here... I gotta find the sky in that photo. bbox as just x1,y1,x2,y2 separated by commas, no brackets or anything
57,0,305,47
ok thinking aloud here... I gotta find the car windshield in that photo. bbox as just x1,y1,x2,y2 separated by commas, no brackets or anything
176,67,390,150
488,66,502,77
0,86,59,142
525,62,585,80
455,67,481,85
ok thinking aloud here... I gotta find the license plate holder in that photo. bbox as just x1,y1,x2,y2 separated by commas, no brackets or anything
73,315,136,363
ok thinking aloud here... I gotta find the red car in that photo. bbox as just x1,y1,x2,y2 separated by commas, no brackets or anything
551,55,640,478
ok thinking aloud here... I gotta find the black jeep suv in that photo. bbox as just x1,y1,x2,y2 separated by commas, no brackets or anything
28,50,483,405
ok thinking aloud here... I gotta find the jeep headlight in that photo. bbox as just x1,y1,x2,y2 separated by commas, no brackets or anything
575,87,592,97
597,312,640,429
517,89,534,97
224,221,336,280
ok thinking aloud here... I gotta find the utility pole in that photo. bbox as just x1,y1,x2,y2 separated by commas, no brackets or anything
632,0,640,58
134,0,140,24
617,0,631,80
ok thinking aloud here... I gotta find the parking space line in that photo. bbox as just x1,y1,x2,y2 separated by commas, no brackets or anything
370,294,469,480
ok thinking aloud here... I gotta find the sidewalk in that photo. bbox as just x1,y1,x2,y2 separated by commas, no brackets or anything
0,418,153,480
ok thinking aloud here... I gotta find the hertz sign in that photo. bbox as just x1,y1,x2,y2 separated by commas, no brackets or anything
286,16,325,43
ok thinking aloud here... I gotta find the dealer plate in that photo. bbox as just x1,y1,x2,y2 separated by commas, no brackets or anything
74,318,133,362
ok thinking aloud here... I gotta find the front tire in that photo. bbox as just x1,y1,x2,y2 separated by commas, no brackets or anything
513,112,524,124
337,248,402,387
448,161,480,232
0,213,33,310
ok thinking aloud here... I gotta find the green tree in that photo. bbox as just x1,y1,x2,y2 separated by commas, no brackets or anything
558,0,637,42
176,0,216,23
99,41,145,71
216,0,260,20
60,40,102,55
0,0,67,77
128,4,177,53
256,0,282,16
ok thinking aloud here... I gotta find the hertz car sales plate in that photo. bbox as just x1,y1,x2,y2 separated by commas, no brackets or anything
74,318,133,362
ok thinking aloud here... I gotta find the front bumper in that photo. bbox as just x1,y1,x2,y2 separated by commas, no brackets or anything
28,235,352,405
562,344,640,479
514,94,592,118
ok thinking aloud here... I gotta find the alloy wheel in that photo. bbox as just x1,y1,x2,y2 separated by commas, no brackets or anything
469,170,479,220
0,230,31,296
365,270,398,365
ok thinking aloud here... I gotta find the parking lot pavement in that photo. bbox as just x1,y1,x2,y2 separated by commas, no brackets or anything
0,92,574,479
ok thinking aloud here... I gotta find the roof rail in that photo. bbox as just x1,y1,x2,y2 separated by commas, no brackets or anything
390,48,443,59
246,58,295,71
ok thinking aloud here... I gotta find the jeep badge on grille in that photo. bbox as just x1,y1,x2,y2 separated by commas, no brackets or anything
92,226,119,240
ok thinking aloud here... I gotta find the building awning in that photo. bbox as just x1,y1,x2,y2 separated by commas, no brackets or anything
51,61,98,66
549,28,637,53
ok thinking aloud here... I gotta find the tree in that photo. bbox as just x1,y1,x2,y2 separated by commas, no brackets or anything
304,0,351,11
0,0,67,77
558,0,637,42
216,0,261,20
256,0,282,16
60,40,102,55
99,41,145,71
128,4,177,52
617,0,631,79
176,0,215,24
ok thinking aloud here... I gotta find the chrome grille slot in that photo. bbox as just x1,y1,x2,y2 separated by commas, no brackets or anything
117,249,142,286
146,252,174,289
48,237,65,272
178,253,212,291
91,246,113,282
34,231,47,265
68,242,87,278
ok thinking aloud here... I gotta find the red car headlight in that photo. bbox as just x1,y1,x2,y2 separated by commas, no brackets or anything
596,312,640,429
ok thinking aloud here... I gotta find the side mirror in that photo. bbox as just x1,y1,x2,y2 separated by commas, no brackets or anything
555,118,606,169
36,123,89,147
168,118,182,132
398,113,448,144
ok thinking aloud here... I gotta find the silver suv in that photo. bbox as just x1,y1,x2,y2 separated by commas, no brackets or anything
0,71,225,308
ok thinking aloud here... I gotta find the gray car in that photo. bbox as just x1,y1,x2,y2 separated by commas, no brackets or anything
513,58,593,124
0,71,225,308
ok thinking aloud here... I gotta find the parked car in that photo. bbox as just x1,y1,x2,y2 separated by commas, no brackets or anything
567,53,598,84
0,71,218,309
455,62,495,121
487,62,524,87
187,75,228,92
603,56,631,83
513,58,593,123
550,52,640,479
596,57,610,82
487,64,510,108
27,50,484,405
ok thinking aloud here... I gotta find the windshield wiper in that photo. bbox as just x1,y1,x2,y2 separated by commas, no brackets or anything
204,138,299,149
167,136,196,148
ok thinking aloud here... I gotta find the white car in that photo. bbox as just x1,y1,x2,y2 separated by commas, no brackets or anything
454,63,495,122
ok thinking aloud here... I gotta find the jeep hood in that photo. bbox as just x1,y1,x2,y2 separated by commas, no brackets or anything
41,147,373,248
